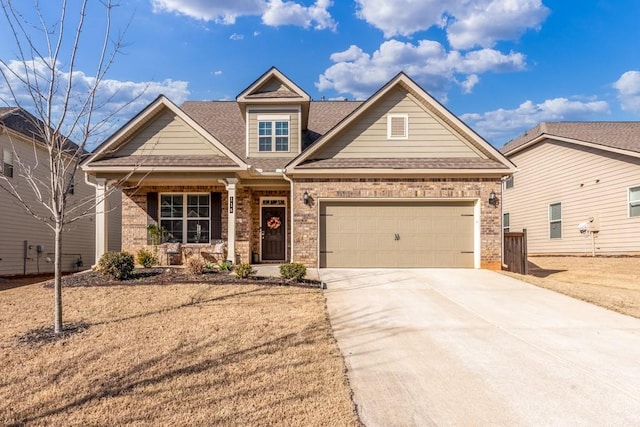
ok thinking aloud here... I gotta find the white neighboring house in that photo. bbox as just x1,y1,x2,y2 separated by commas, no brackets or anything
0,107,121,277
501,122,640,256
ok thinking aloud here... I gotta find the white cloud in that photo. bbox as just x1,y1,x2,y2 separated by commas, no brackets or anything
355,0,549,49
212,70,223,76
262,0,336,30
151,0,335,29
230,33,244,40
317,39,525,99
613,70,640,113
0,58,189,148
150,0,265,24
462,97,610,144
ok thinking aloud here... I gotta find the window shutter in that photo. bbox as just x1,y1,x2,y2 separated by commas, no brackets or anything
146,192,158,244
211,192,222,240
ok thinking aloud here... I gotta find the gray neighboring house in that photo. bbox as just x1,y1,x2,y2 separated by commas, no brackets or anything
501,122,640,255
0,107,121,276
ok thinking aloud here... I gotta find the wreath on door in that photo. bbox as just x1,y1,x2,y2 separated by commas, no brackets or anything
267,216,281,230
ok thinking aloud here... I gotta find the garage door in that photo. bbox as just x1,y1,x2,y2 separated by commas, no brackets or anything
320,201,475,268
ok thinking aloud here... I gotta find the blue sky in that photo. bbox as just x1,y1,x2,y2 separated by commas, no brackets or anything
1,0,640,148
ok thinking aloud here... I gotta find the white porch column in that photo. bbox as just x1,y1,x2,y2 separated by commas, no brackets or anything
94,178,108,264
222,178,238,263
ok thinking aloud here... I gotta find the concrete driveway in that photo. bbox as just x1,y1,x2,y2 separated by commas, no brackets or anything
322,269,640,426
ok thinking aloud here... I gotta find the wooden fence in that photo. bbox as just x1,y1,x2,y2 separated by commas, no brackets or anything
504,229,528,274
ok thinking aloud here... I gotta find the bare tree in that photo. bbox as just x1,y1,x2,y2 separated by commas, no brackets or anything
0,0,132,334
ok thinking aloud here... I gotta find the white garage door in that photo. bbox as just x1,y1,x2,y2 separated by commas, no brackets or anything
320,201,475,268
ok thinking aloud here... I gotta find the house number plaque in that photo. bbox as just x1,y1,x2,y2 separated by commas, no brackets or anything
229,196,234,213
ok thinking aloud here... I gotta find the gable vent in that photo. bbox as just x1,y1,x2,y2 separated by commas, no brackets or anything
388,114,408,139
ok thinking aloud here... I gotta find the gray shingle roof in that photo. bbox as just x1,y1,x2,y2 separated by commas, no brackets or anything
296,157,508,169
89,155,239,167
501,122,640,155
181,100,363,171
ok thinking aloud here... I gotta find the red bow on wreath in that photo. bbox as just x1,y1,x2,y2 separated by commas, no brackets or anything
267,216,281,230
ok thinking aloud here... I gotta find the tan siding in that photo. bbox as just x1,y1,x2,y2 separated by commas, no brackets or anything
0,133,95,276
247,107,300,158
258,79,293,94
115,109,226,157
313,87,481,159
503,140,640,254
107,188,122,251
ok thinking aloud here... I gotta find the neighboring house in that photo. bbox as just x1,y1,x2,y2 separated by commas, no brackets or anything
501,122,640,255
0,107,121,276
82,68,515,269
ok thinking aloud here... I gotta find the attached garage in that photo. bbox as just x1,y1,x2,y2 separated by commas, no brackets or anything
319,201,476,268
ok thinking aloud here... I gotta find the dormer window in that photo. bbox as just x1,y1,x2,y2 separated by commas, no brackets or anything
258,114,289,152
387,114,408,139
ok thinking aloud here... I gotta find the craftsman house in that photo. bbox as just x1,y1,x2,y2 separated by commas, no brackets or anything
82,68,515,269
501,122,640,255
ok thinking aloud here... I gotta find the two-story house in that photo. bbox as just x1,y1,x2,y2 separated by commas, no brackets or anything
82,68,515,269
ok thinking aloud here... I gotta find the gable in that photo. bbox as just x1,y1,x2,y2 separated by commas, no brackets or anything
311,87,483,160
114,108,226,157
250,77,299,97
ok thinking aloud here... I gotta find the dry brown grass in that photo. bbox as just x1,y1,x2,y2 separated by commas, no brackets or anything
0,283,360,426
502,256,640,319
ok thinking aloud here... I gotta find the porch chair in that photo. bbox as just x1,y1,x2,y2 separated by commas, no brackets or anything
164,242,182,265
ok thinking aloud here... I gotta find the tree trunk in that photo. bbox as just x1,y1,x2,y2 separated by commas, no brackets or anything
54,221,63,334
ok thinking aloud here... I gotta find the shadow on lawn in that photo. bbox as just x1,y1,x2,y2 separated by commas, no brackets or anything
526,260,567,278
11,295,333,426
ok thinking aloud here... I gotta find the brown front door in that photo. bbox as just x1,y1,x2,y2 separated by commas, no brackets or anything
261,206,286,261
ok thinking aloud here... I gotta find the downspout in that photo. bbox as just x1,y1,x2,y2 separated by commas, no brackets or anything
500,175,508,270
279,169,295,263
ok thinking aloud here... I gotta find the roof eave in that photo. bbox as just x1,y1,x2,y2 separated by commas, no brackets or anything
504,134,640,159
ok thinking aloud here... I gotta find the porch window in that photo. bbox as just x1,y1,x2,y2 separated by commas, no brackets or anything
160,193,210,243
258,115,289,152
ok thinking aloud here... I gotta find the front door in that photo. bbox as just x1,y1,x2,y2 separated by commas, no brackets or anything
261,206,286,261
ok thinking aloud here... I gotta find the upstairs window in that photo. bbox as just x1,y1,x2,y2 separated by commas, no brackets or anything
258,115,289,152
549,202,562,239
505,176,514,189
387,114,408,139
2,148,13,178
629,186,640,217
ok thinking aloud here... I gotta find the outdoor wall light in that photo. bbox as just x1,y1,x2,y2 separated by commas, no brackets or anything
488,190,499,207
303,190,310,205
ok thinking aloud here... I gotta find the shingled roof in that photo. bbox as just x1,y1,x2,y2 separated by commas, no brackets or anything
501,122,640,155
180,100,363,170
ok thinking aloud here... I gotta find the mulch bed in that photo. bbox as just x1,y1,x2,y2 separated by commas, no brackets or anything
40,267,323,288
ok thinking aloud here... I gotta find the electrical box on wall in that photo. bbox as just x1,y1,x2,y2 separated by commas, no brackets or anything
578,214,599,233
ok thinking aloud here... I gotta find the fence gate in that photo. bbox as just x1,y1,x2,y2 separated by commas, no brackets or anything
504,229,528,274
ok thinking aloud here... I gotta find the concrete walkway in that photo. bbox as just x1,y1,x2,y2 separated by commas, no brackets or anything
322,268,640,426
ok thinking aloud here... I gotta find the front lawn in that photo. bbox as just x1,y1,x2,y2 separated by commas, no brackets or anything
0,279,360,426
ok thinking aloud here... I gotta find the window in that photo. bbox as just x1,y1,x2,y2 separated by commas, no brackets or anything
387,114,408,139
505,176,514,189
258,115,289,152
503,213,510,232
2,148,13,178
629,186,640,217
549,202,562,239
160,193,210,243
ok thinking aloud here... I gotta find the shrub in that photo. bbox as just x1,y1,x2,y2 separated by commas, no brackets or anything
136,248,157,268
280,262,307,282
97,251,135,281
219,261,233,271
234,263,255,279
184,253,205,275
203,261,216,270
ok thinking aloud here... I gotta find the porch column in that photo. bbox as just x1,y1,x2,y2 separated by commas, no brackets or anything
221,178,238,263
94,178,108,264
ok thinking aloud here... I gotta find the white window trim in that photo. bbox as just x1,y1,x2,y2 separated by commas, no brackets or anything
159,192,211,244
549,202,562,239
387,114,408,140
628,185,640,218
503,212,510,232
258,115,291,153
